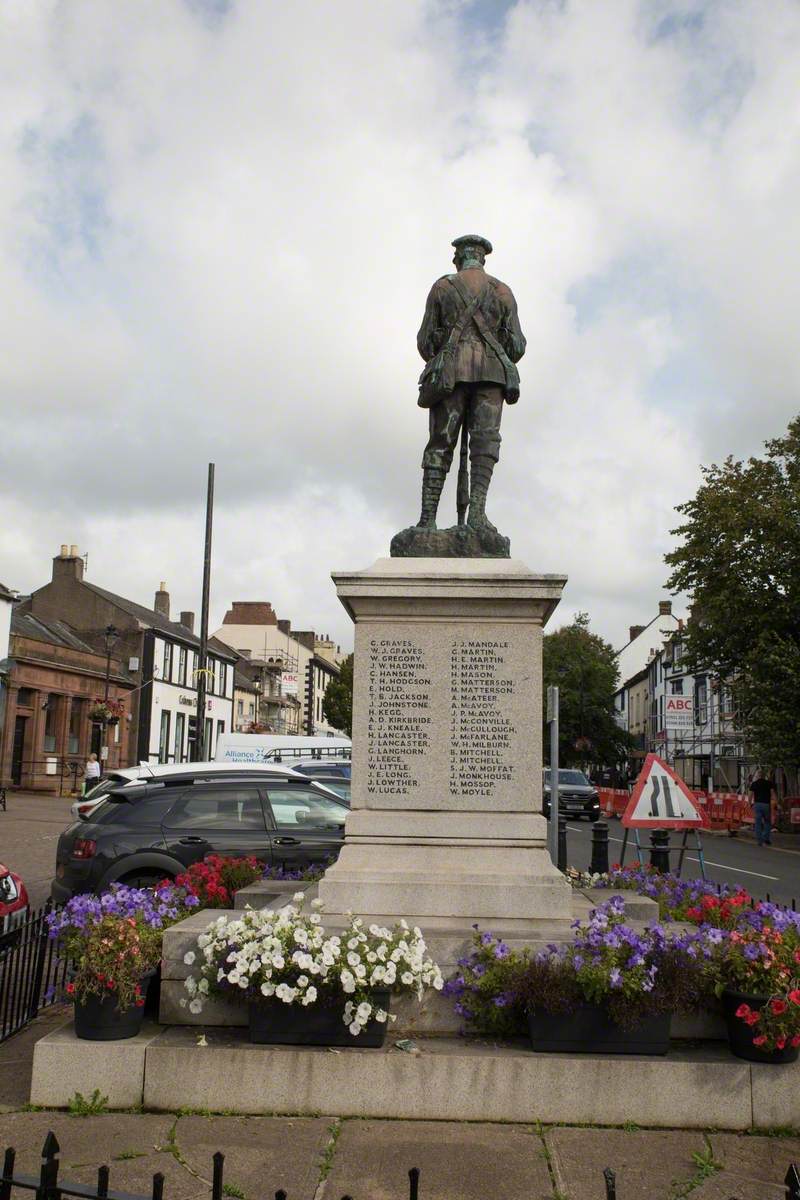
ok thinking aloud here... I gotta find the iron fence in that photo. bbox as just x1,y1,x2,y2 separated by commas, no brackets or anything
0,904,68,1043
2,1134,799,1200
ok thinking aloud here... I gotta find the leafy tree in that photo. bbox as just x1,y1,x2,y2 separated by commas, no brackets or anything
665,415,800,767
322,653,353,736
542,613,629,769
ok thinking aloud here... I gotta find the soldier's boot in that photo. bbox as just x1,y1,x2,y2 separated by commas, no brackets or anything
417,467,446,530
467,457,498,533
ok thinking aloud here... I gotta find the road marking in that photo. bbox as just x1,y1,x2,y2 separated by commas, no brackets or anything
684,856,779,881
567,825,780,880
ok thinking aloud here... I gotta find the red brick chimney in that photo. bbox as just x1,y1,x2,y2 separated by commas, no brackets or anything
154,582,170,618
629,624,646,642
180,610,195,632
222,601,277,625
658,600,673,615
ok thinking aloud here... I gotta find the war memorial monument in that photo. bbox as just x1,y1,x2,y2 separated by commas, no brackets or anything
318,233,571,930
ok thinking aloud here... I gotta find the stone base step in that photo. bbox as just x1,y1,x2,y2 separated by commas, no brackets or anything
30,1021,799,1129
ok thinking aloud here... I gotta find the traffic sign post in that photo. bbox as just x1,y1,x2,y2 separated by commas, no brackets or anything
618,754,707,878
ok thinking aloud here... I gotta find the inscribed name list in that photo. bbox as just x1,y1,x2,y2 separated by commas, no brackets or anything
365,634,518,802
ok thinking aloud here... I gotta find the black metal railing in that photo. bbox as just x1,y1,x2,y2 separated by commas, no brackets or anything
3,1135,799,1200
0,905,68,1043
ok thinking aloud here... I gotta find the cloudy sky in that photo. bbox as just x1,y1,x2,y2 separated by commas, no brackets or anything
2,0,799,653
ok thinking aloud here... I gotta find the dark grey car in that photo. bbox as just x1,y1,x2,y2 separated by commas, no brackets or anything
51,772,347,902
542,769,600,821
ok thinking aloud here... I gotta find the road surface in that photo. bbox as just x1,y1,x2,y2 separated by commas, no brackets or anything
566,816,800,907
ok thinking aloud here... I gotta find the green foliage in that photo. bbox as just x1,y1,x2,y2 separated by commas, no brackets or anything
68,1089,109,1116
221,1185,246,1198
322,653,353,736
543,612,630,767
665,415,800,766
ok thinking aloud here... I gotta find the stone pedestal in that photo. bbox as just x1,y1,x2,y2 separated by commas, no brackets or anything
317,558,571,928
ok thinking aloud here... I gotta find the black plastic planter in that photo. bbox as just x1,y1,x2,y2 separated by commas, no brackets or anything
248,991,391,1046
528,1004,671,1055
73,991,147,1041
721,988,800,1065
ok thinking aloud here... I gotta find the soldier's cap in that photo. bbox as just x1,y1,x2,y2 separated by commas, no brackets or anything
451,234,492,255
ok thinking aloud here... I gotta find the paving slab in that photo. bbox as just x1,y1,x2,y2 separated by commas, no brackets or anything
326,1119,553,1200
546,1127,708,1200
750,1061,800,1128
689,1132,800,1199
175,1114,332,1200
0,1007,71,1110
0,1112,199,1199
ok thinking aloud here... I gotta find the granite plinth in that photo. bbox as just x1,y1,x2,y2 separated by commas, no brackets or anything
318,558,571,924
390,523,510,558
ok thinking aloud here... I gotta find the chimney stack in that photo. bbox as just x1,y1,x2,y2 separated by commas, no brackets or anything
52,545,84,583
628,624,646,643
180,611,195,632
154,582,170,618
659,600,672,615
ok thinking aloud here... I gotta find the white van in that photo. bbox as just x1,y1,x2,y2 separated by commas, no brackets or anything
214,733,351,765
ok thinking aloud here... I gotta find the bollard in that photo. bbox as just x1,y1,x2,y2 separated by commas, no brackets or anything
590,821,610,875
649,828,670,873
557,816,568,872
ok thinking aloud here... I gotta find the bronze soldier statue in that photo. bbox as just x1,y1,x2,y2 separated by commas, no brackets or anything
414,234,525,542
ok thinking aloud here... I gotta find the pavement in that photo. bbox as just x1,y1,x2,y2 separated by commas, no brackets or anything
0,1016,799,1199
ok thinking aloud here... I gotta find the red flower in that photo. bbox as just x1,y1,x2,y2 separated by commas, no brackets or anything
745,1011,760,1026
752,1035,767,1046
66,982,75,996
776,1037,787,1050
735,1004,750,1018
771,999,788,1015
788,989,800,1006
792,1035,800,1048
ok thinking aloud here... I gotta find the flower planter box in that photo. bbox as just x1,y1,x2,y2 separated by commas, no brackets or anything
721,988,800,1065
248,991,391,1047
528,1004,671,1055
74,991,147,1041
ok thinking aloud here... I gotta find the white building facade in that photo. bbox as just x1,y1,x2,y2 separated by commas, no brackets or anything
138,629,235,764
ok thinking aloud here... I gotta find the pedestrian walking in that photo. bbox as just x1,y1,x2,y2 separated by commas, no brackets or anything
749,770,777,846
83,752,101,795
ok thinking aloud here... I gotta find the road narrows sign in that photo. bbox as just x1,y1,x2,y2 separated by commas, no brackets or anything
622,753,704,829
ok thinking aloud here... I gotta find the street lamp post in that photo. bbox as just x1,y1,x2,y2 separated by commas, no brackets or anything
102,624,118,773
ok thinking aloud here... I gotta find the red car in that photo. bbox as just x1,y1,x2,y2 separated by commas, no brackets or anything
0,864,29,939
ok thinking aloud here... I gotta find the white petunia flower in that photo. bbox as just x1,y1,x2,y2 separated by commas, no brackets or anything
189,998,203,1014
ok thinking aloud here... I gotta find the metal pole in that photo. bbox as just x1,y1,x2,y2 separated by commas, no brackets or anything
547,686,560,865
194,464,215,761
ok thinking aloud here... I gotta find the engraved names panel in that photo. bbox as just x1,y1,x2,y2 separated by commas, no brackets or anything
449,639,516,798
366,637,432,796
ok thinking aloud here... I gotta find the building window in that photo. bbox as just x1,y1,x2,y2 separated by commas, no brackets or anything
163,642,173,683
219,662,227,698
17,688,34,707
178,647,187,686
174,712,185,763
237,700,244,717
204,717,213,758
208,659,217,695
671,679,684,695
43,695,58,753
68,700,82,755
216,719,225,746
159,710,171,763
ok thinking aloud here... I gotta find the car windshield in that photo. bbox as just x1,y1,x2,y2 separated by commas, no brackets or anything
83,775,128,802
543,770,591,787
314,780,351,800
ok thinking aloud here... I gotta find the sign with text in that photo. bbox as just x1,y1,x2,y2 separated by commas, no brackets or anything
622,754,704,828
665,694,693,729
281,671,299,696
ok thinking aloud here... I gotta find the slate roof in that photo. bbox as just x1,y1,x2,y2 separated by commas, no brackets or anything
80,581,236,659
11,610,100,654
0,582,17,602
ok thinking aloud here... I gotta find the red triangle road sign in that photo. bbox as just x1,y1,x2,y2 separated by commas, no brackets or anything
622,753,704,828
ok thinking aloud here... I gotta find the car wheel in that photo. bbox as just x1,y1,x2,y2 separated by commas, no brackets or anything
117,870,174,891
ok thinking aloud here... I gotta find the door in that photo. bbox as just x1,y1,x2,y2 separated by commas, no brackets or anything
11,716,26,785
160,783,272,869
263,782,346,872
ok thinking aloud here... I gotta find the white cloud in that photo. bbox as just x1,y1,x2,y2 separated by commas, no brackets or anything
1,0,798,652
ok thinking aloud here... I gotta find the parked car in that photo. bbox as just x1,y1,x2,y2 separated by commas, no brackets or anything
52,771,348,903
70,761,311,822
292,759,352,782
303,776,351,804
0,864,29,940
542,770,601,821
